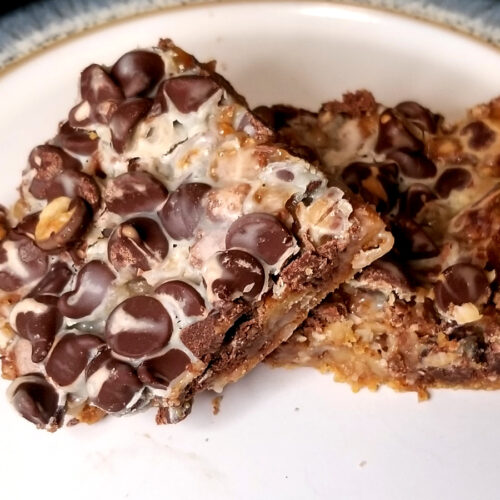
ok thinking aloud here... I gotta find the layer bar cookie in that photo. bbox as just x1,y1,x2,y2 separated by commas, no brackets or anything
0,43,391,429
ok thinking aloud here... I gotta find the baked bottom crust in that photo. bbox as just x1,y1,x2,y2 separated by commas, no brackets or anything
270,293,500,399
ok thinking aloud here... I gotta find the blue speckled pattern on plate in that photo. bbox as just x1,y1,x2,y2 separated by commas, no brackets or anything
0,0,500,69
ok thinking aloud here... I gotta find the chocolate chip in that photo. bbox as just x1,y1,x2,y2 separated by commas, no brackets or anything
387,149,437,179
108,217,168,272
85,349,143,413
163,76,220,113
435,168,472,198
395,101,440,133
461,121,496,150
225,213,295,265
434,263,490,311
34,196,90,251
69,64,124,127
276,169,295,182
104,171,167,216
447,324,487,363
14,212,39,239
55,122,99,156
341,161,399,213
375,110,423,153
12,295,62,362
0,234,48,292
58,261,115,319
399,184,437,218
137,349,190,389
67,102,94,129
111,51,165,97
69,99,119,129
158,182,211,240
252,104,305,130
155,280,205,316
366,258,410,290
127,157,146,172
149,81,170,116
109,98,153,153
28,262,73,297
80,64,124,104
106,296,172,359
448,323,484,341
46,333,104,387
11,375,60,427
30,169,101,211
391,218,439,259
29,145,81,178
207,249,265,302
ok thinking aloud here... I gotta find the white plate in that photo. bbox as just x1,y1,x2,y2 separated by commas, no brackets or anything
2,3,500,499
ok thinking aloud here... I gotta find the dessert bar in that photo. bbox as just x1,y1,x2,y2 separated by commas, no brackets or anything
0,43,391,430
259,92,500,395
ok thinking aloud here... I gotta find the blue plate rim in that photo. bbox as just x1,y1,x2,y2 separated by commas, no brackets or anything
1,0,500,72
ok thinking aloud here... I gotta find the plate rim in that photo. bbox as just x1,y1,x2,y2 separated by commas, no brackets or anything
1,0,500,77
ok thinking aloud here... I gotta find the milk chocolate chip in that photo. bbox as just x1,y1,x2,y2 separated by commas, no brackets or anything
30,168,101,210
376,110,423,153
108,217,168,272
86,349,143,413
435,168,472,198
388,149,437,179
399,184,436,218
155,280,205,316
70,64,124,126
58,261,115,319
28,261,72,297
109,98,153,153
341,161,399,214
104,171,167,216
111,50,165,97
461,121,496,150
29,145,81,177
106,296,173,359
207,249,265,302
29,144,82,199
81,64,123,104
14,212,39,240
0,234,48,292
55,122,99,156
395,101,440,133
11,295,63,362
158,182,211,240
434,263,490,311
163,76,221,113
226,213,295,265
392,218,439,259
138,349,190,389
34,196,90,251
46,333,104,387
366,258,410,290
276,169,295,182
11,375,60,427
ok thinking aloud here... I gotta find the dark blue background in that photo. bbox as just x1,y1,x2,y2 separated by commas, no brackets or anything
1,1,38,15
